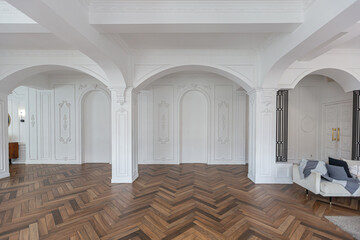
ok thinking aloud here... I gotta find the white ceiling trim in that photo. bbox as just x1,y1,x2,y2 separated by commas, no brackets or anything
88,1,305,14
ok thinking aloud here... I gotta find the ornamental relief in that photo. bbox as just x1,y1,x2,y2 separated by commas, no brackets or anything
30,114,36,128
217,101,230,144
59,101,71,144
158,100,170,144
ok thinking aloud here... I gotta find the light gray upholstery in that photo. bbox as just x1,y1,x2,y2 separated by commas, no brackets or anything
293,164,360,197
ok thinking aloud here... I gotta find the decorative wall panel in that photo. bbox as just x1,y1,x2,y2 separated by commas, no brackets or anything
158,100,170,144
217,101,230,144
153,86,174,162
38,91,52,161
234,91,246,164
58,101,71,144
54,85,76,160
28,88,38,160
214,85,233,162
138,91,152,164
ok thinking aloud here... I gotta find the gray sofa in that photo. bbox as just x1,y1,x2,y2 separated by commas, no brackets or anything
293,164,360,199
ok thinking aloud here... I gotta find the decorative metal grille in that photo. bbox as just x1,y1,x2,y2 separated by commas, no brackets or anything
276,90,288,162
352,90,360,160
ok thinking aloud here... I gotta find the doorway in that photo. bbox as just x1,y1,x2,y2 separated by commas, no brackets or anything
180,90,208,163
323,101,352,160
82,90,111,163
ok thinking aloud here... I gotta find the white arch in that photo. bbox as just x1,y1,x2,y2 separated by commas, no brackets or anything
281,67,360,92
134,64,255,92
0,64,109,94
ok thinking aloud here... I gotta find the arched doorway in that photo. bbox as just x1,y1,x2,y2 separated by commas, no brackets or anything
0,65,112,179
180,90,208,163
136,71,247,165
81,90,111,163
287,74,353,162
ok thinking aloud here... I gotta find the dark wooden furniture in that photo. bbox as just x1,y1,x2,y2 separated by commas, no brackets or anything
9,142,19,164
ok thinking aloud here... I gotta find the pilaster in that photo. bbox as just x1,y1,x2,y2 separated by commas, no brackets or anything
109,86,138,183
248,89,292,184
0,93,9,179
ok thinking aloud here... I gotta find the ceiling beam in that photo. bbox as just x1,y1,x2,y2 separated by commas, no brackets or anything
261,0,360,87
89,0,304,34
6,0,129,86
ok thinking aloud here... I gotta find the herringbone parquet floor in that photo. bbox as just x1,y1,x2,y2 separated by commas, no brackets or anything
0,164,359,240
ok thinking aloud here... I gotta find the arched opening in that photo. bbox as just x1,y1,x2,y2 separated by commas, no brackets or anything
280,68,360,92
135,64,254,92
136,70,248,165
287,73,353,163
180,90,208,163
0,65,112,179
81,90,111,163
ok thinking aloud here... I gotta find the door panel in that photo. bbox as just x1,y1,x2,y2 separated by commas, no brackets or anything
324,105,338,159
323,101,352,160
339,102,352,159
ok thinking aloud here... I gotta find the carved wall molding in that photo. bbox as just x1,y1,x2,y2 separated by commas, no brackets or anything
217,101,230,144
109,86,127,105
158,100,170,144
59,101,72,144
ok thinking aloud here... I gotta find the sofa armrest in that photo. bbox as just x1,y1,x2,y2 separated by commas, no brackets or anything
293,164,321,194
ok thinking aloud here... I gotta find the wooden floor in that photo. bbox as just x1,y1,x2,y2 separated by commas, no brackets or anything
0,164,359,240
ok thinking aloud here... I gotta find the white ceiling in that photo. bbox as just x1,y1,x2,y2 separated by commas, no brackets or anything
117,33,275,50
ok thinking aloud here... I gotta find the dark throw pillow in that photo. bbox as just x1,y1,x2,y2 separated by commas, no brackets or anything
329,157,352,178
326,164,349,180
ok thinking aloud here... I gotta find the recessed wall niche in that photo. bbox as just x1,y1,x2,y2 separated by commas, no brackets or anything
137,72,247,165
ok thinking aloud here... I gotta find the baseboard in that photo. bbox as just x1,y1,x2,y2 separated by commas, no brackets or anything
253,176,293,184
208,162,246,165
132,172,139,182
248,173,255,183
111,176,134,183
12,160,81,164
0,172,10,179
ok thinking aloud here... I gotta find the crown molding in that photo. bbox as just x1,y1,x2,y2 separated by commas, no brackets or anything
88,1,305,14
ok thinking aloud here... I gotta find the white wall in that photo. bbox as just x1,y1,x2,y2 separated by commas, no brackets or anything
288,75,352,163
8,86,28,143
82,90,111,163
137,72,247,165
9,74,111,164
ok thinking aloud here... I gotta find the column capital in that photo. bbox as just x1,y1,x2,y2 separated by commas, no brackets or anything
108,86,133,105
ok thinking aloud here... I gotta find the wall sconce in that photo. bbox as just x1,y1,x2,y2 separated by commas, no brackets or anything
19,111,25,123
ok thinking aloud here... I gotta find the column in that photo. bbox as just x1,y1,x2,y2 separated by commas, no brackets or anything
109,86,138,183
352,90,360,160
276,90,288,162
247,89,292,184
0,93,9,179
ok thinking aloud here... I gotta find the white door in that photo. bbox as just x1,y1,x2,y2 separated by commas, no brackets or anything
181,91,208,163
324,105,338,159
82,91,111,163
324,101,352,160
338,102,352,159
